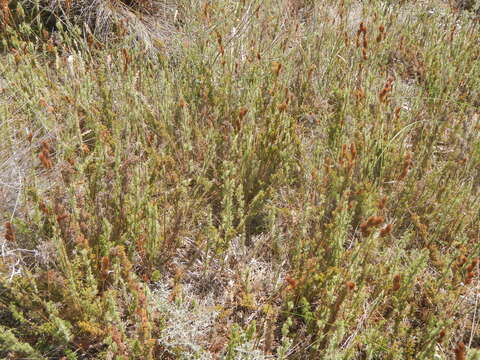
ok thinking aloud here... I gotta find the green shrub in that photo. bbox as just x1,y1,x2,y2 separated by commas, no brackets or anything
1,0,479,358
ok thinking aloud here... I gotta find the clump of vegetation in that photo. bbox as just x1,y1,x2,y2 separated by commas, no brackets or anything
1,0,480,359
1,0,183,52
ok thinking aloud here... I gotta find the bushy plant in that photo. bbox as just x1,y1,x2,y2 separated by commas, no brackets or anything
1,0,480,359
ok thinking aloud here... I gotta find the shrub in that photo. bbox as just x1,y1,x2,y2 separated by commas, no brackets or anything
1,0,480,359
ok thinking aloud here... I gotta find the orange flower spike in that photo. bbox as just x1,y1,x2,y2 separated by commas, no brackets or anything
455,342,466,360
350,142,357,160
345,281,356,291
286,275,298,289
4,222,15,242
392,274,401,291
377,195,387,210
366,216,384,227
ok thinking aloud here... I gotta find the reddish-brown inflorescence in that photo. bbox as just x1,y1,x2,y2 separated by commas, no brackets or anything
339,144,347,166
350,142,357,160
39,141,53,170
392,274,401,291
344,32,349,47
449,24,456,43
457,255,467,267
286,275,298,289
362,47,368,60
56,213,69,223
394,106,401,119
345,281,356,291
379,76,395,103
466,258,479,272
39,202,50,215
367,216,384,227
122,48,131,73
465,271,475,285
380,224,393,237
238,107,248,120
455,342,466,360
1,0,12,27
359,22,367,35
4,222,15,242
356,22,368,59
215,31,224,56
399,152,413,180
376,24,385,43
437,329,446,344
277,102,288,112
464,259,477,284
360,222,371,237
360,216,385,237
355,87,365,102
377,195,387,210
101,256,110,280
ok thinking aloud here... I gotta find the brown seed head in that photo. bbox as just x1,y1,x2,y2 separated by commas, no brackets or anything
350,142,357,160
277,103,287,112
455,342,466,360
377,195,387,210
360,221,371,237
362,48,368,60
286,275,298,289
101,256,110,280
4,222,15,242
380,224,393,237
466,261,476,272
457,255,467,267
345,281,356,291
39,202,50,215
465,271,475,285
359,22,367,34
75,234,89,248
367,216,384,227
39,152,51,169
399,153,413,180
42,29,50,41
272,61,282,76
215,31,222,45
394,106,401,118
14,52,21,65
392,274,401,291
437,329,446,343
355,87,365,101
41,140,51,152
56,213,69,223
239,107,248,119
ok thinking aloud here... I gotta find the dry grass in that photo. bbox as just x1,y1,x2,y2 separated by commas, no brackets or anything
2,0,184,52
